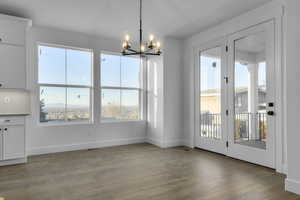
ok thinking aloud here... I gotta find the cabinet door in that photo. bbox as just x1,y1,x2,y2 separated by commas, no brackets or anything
0,127,3,160
0,19,26,46
0,44,26,89
3,126,25,160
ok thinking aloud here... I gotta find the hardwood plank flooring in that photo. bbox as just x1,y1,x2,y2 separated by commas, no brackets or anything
0,143,299,200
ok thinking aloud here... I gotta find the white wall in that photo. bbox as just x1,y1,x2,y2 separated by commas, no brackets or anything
283,0,300,195
26,26,146,155
163,38,184,147
182,0,286,171
146,38,184,148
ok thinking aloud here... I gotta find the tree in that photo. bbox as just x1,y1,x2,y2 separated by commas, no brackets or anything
40,100,48,122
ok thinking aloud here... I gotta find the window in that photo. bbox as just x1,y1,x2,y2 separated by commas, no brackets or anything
100,53,144,121
38,44,93,124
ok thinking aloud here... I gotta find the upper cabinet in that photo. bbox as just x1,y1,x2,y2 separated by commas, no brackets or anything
0,14,31,89
0,19,26,46
0,44,26,88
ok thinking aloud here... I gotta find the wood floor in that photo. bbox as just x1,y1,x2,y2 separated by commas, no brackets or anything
0,143,299,200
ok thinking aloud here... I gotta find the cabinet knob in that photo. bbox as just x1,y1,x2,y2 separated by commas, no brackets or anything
4,128,7,131
0,83,2,87
0,38,2,42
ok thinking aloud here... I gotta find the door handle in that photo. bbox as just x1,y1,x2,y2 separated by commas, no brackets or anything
268,102,274,107
267,111,275,116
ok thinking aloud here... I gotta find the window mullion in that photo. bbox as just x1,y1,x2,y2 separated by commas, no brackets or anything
120,55,122,119
65,49,68,122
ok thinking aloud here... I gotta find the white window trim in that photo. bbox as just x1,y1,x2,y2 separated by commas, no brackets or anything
36,43,94,126
100,51,147,123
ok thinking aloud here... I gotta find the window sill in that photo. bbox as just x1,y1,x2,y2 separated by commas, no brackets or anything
38,120,94,127
100,120,146,125
37,119,146,127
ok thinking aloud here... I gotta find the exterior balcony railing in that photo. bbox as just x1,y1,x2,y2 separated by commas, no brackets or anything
200,112,267,141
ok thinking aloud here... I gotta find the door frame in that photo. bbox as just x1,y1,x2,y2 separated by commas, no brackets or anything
192,18,284,172
194,38,228,155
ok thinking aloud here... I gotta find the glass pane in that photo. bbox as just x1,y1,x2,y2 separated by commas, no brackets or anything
101,54,121,87
66,88,90,122
40,86,66,123
101,89,121,120
234,31,267,150
67,49,92,86
121,90,139,120
38,46,66,84
200,47,222,139
121,56,141,88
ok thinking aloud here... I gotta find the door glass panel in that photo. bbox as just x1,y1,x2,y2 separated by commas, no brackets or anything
234,31,267,149
200,47,222,139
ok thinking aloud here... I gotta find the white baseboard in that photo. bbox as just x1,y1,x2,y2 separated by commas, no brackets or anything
182,139,194,148
0,157,27,166
146,138,183,148
285,178,300,195
276,162,288,175
27,137,146,156
282,163,288,174
146,138,164,148
163,139,183,148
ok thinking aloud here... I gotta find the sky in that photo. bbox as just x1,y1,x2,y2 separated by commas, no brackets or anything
38,46,140,109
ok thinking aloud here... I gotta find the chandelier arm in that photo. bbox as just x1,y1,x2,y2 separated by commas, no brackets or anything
123,52,142,56
126,48,139,53
144,52,161,56
144,47,155,53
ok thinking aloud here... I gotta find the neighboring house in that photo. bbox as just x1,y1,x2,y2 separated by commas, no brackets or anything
200,89,221,114
201,86,266,115
234,86,266,113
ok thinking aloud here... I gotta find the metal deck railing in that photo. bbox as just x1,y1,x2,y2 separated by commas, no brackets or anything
200,113,267,140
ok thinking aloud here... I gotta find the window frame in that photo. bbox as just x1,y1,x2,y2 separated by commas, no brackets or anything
37,42,94,126
100,51,147,123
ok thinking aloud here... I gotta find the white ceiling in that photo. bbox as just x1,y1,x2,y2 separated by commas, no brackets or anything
0,0,271,40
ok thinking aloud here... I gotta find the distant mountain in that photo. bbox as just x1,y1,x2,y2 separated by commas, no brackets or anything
44,103,89,112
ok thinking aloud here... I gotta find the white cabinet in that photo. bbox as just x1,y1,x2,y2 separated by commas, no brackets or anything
0,44,26,89
0,19,26,46
0,14,31,89
0,117,26,164
2,126,25,160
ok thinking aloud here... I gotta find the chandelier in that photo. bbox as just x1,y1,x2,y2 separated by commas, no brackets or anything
121,0,162,57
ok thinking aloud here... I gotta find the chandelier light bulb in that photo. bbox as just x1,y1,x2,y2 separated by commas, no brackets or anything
156,41,161,49
141,44,145,52
122,41,127,49
125,34,130,41
149,34,154,41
